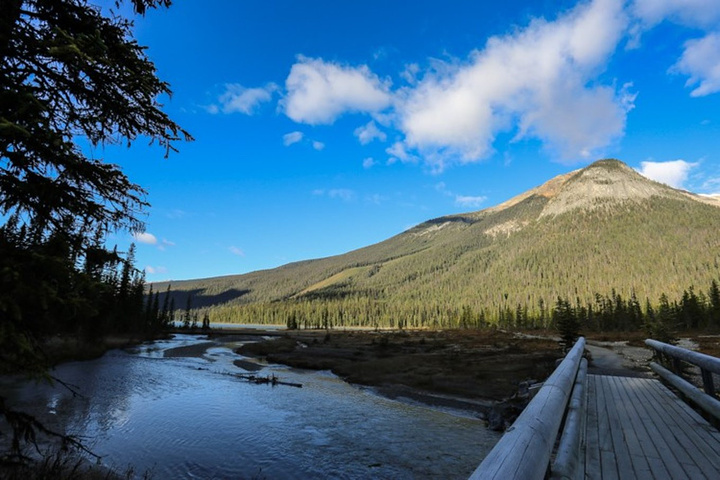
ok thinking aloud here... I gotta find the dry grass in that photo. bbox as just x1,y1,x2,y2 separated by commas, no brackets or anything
584,330,649,347
237,329,562,400
689,335,720,358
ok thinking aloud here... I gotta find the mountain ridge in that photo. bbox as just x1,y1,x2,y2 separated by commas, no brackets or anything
155,159,720,326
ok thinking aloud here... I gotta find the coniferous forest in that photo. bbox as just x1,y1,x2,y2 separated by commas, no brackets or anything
1,0,190,468
172,277,720,341
156,161,720,342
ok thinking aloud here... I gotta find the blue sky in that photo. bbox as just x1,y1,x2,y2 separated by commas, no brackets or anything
102,0,720,281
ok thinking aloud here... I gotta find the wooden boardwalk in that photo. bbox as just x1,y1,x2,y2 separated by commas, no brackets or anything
470,338,720,480
585,374,720,480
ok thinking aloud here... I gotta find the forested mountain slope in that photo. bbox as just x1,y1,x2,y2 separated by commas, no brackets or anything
155,159,720,326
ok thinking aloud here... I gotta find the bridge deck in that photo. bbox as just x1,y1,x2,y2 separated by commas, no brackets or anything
585,374,720,479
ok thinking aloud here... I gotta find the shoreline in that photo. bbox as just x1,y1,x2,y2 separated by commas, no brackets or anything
234,328,562,427
42,332,169,366
159,328,561,426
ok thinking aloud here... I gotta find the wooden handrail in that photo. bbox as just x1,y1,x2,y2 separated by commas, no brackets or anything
469,337,586,480
551,357,588,480
645,339,720,376
646,338,720,421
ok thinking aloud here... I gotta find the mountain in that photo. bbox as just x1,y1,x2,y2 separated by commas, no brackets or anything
155,159,720,327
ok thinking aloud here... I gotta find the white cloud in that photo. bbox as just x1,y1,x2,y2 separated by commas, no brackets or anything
282,56,392,124
362,157,377,169
631,0,720,29
145,266,167,275
312,188,356,201
365,193,385,205
354,121,387,144
637,160,698,188
630,1,720,98
133,232,157,245
386,141,418,165
435,181,486,208
455,195,488,208
328,189,356,202
400,63,421,85
672,32,720,97
157,239,175,251
312,141,325,151
394,0,631,169
166,209,186,219
215,83,277,114
229,246,245,256
283,131,304,146
701,176,720,192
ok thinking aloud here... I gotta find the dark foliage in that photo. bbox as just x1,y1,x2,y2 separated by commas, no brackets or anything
0,0,188,467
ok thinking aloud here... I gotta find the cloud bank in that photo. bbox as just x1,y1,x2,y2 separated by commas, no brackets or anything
221,0,720,172
282,56,392,124
133,232,158,245
396,0,632,170
637,160,698,188
213,83,277,114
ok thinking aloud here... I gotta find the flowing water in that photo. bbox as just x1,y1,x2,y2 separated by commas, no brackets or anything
3,334,499,479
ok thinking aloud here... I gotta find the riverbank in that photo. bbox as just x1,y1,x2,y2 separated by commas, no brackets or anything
236,329,561,404
42,332,168,366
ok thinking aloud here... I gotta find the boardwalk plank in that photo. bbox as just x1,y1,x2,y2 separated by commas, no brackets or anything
600,450,619,480
595,376,614,452
643,379,720,473
598,376,635,479
585,375,602,480
604,376,652,479
632,377,720,478
609,376,670,480
629,378,697,467
623,377,690,480
582,374,720,479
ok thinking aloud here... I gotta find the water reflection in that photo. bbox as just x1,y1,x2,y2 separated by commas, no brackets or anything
3,334,498,479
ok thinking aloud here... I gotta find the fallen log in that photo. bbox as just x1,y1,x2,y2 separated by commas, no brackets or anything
235,373,303,388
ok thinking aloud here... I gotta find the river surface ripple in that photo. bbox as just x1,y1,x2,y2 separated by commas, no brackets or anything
3,334,499,479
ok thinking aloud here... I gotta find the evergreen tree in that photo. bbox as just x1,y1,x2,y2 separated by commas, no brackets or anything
554,297,580,352
160,284,172,327
652,294,678,344
2,0,189,463
680,287,703,330
183,292,193,329
708,279,720,330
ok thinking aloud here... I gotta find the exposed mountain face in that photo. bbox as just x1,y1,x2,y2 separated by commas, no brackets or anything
156,159,720,322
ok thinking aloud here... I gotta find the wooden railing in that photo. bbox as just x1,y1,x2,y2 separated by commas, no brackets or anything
645,338,720,422
469,337,587,480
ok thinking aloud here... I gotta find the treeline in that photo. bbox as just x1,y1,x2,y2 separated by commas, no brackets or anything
180,278,720,337
0,215,168,355
152,197,720,330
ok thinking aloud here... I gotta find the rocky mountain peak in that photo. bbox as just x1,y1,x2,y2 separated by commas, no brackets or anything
538,158,680,217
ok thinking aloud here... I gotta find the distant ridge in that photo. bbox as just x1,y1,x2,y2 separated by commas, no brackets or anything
155,159,720,325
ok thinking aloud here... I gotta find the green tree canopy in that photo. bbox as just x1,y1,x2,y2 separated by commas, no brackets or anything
1,0,191,249
0,0,189,466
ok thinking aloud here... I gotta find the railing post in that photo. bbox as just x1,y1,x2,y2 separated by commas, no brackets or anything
672,357,683,376
701,368,715,396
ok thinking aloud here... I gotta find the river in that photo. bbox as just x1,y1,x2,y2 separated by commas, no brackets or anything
3,334,499,479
